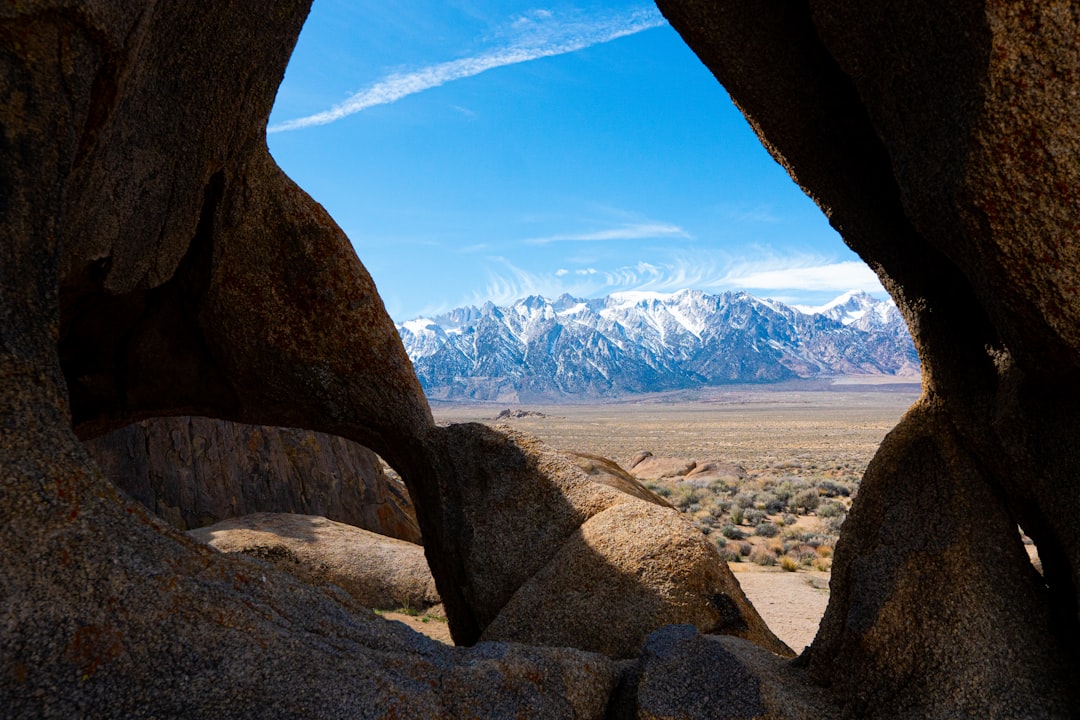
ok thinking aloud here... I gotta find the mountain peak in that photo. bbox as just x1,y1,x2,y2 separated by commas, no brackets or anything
398,289,918,399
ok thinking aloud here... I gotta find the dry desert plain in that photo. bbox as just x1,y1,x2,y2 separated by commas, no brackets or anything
411,377,923,652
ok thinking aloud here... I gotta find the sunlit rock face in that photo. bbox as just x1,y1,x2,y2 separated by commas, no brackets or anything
657,0,1080,716
1,2,791,717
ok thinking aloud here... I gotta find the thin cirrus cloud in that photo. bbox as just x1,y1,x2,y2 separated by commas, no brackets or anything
445,254,885,318
269,7,667,133
521,222,691,245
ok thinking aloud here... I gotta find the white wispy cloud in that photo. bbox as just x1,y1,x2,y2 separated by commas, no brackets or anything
447,252,886,318
716,260,880,292
269,7,666,133
522,222,690,245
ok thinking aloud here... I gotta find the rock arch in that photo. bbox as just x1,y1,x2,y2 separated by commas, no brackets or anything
2,1,1077,717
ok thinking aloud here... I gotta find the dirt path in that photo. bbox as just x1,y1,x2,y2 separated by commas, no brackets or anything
731,564,830,653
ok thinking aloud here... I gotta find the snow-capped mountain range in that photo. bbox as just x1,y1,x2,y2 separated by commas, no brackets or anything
397,289,920,401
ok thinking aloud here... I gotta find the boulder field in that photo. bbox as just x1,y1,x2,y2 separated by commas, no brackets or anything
1,1,1077,718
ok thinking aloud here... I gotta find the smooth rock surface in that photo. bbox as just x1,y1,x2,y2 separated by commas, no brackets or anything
481,500,791,659
191,512,439,611
428,424,788,656
625,454,698,482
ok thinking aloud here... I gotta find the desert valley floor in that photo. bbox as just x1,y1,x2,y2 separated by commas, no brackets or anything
404,378,923,652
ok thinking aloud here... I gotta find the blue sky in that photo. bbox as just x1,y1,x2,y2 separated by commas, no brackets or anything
268,1,884,323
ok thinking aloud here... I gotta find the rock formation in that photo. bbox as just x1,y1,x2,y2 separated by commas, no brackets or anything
1,1,781,716
3,0,1079,717
655,0,1080,715
191,513,439,611
84,416,421,542
434,426,788,658
567,450,675,508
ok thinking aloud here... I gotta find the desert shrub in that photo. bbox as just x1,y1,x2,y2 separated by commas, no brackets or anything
756,492,786,514
789,545,818,564
712,534,727,549
724,549,742,563
743,508,767,526
710,499,732,517
709,479,735,495
782,513,797,526
793,488,820,513
721,524,746,540
729,506,744,526
670,485,698,510
779,556,799,572
814,557,832,572
755,521,780,538
739,541,753,557
818,500,846,518
749,548,777,566
647,482,671,498
818,479,851,497
825,515,846,533
782,527,815,543
734,491,756,509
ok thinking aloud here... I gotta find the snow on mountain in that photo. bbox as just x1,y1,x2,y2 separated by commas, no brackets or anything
397,290,920,401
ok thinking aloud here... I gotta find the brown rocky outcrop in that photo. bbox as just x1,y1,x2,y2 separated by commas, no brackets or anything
480,497,788,658
191,513,439,611
0,2,787,716
656,0,1080,715
84,416,420,541
625,452,698,481
430,425,789,658
566,450,675,507
5,0,1080,717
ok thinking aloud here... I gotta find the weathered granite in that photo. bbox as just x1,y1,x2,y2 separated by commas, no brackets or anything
567,451,675,508
657,0,1080,714
5,0,1080,717
191,512,439,611
430,425,789,657
481,498,790,659
85,416,421,541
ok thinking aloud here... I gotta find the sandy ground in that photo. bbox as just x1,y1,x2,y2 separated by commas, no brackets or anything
382,566,830,653
728,564,831,653
381,611,454,644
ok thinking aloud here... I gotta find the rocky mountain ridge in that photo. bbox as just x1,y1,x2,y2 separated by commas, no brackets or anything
399,289,919,400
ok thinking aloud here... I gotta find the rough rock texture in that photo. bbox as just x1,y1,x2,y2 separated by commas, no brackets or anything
620,625,832,720
480,499,788,659
432,425,789,658
566,450,674,508
657,0,1080,715
191,513,439,611
625,452,698,481
6,0,1080,717
0,2,787,716
84,416,421,542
